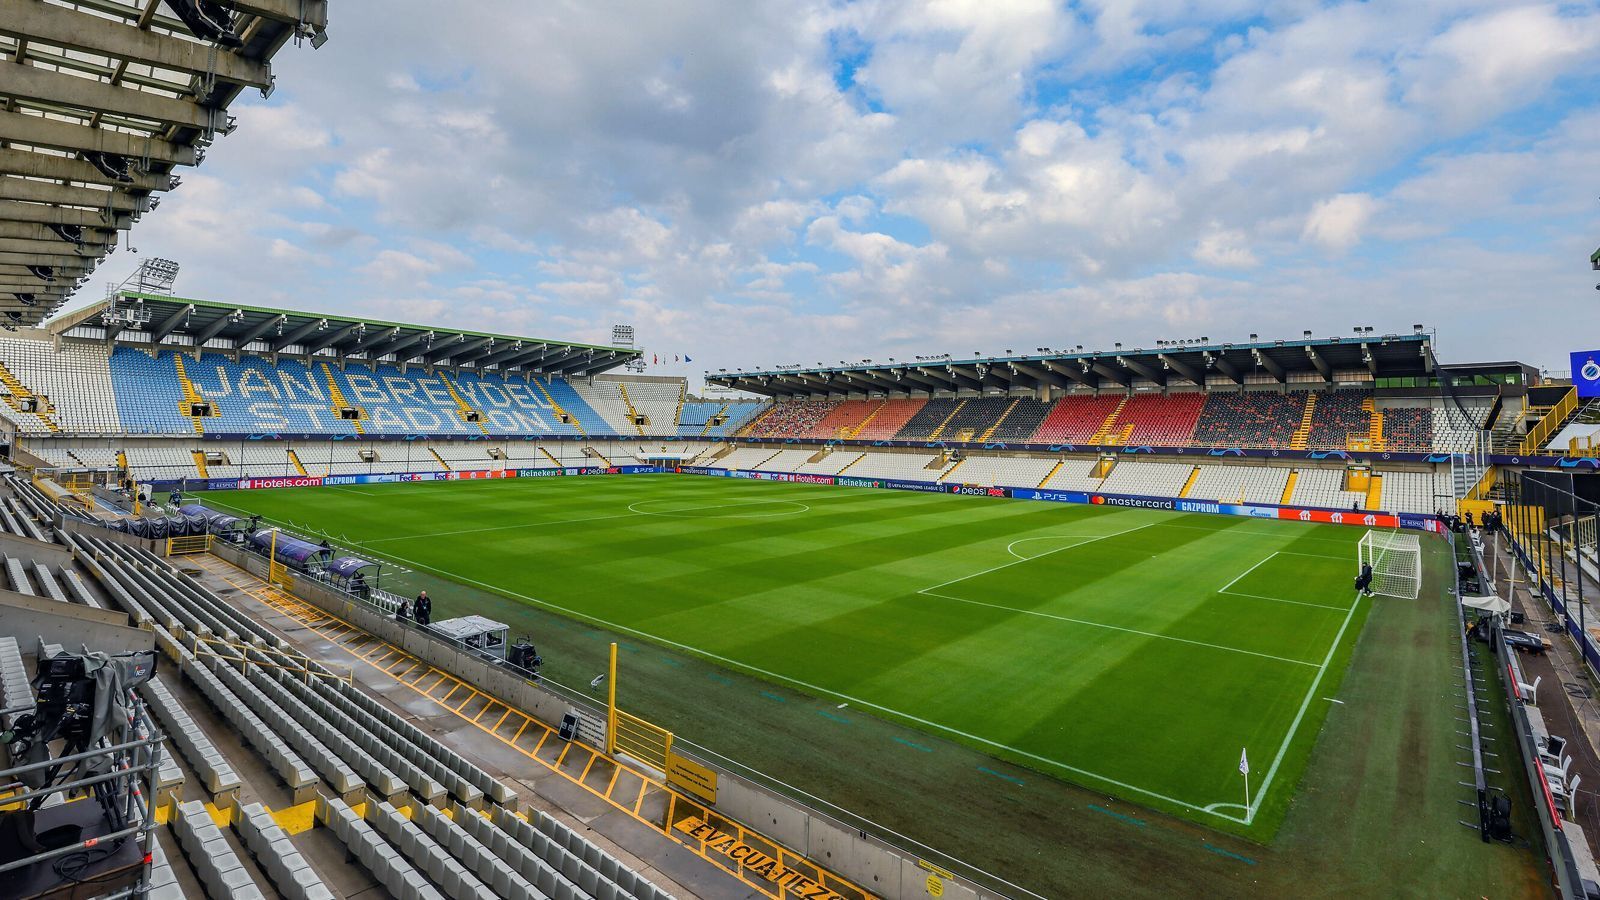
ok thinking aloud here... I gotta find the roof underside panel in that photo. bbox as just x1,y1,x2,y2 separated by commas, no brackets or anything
55,293,641,378
0,0,330,327
709,333,1439,398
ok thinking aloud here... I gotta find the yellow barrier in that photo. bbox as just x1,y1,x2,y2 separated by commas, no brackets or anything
166,534,213,556
605,642,676,772
1520,386,1577,456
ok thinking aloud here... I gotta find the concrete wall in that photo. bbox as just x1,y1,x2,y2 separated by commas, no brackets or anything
210,543,1001,900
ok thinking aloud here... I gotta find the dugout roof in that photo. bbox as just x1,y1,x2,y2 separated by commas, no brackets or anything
52,292,642,377
709,331,1439,398
0,0,329,326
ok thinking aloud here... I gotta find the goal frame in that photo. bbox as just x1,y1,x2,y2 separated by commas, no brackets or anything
1357,530,1421,600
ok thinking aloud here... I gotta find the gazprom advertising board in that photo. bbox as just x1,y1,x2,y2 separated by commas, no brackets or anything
1573,350,1600,398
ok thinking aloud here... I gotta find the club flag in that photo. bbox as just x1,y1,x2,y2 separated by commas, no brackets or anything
675,354,680,362
685,355,692,362
1239,748,1249,776
653,354,658,365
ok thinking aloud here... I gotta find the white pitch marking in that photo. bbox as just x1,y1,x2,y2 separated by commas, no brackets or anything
921,521,1157,594
918,589,1321,668
1324,697,1345,704
1218,590,1348,612
1219,551,1278,594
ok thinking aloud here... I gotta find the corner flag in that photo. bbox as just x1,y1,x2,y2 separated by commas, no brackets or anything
1239,748,1249,775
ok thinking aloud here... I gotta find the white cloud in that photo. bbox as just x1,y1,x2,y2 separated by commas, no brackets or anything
1301,193,1380,254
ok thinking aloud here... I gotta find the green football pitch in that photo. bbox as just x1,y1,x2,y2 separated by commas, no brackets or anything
201,472,1390,835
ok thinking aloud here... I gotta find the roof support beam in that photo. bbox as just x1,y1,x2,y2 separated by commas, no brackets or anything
1010,361,1071,391
478,340,530,368
0,251,94,267
269,317,327,352
945,365,982,392
0,147,172,191
0,238,104,257
1252,348,1286,383
231,313,287,349
1304,346,1332,381
1204,351,1242,385
192,310,242,348
1360,343,1379,377
217,0,330,29
1047,359,1097,389
0,222,114,244
1158,353,1203,386
0,199,131,229
0,280,73,294
1090,361,1132,388
0,109,197,166
2,64,227,132
148,303,194,344
1117,355,1163,386
0,177,150,213
427,335,491,365
300,321,361,356
0,0,274,90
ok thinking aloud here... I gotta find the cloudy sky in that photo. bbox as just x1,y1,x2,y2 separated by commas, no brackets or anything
69,0,1600,382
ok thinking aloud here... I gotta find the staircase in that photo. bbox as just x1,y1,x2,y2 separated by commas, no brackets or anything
1364,398,1383,449
1037,459,1064,488
540,447,563,467
172,354,207,435
1364,474,1384,511
940,457,968,483
440,373,489,434
319,363,365,435
927,400,968,441
0,361,60,432
617,383,646,435
1519,387,1579,456
287,449,308,476
738,404,778,437
531,378,586,436
1280,471,1299,504
700,403,730,438
191,451,209,479
1091,456,1117,479
674,384,686,431
429,448,451,471
836,453,866,475
980,399,1021,442
1089,395,1131,444
844,401,887,439
116,450,127,471
1178,466,1202,498
1290,393,1316,450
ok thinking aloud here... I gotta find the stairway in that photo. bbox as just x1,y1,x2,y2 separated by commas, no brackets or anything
927,400,968,440
980,399,1021,442
0,361,60,432
172,355,207,435
738,404,778,437
845,401,887,439
429,448,451,471
1363,398,1382,449
700,403,730,438
674,384,687,431
1089,395,1131,445
940,457,968,483
287,449,308,476
319,363,364,435
440,372,489,434
617,383,646,435
540,447,562,467
835,453,866,475
1290,393,1316,450
191,450,209,479
1280,471,1299,504
1178,466,1202,498
1364,474,1384,511
1037,459,1064,488
531,378,586,436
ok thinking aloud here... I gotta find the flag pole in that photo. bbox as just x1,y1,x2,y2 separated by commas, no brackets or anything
1240,746,1251,821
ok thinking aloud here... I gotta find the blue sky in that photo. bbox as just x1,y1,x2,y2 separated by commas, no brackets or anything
70,1,1600,384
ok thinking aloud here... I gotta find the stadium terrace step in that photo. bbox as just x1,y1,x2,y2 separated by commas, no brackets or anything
440,371,490,435
1280,470,1298,504
0,359,58,431
1365,473,1385,510
979,397,1021,441
926,398,967,440
1178,465,1202,498
288,448,309,475
429,447,452,471
1291,392,1317,450
617,382,646,435
171,353,207,434
319,362,365,435
192,449,209,479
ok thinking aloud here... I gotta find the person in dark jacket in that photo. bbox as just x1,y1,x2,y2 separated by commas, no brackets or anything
1354,563,1375,596
414,591,432,626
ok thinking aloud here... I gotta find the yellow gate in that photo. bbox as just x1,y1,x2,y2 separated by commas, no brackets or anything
165,534,213,556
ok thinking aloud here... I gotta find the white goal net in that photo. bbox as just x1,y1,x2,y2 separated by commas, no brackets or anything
1357,530,1421,600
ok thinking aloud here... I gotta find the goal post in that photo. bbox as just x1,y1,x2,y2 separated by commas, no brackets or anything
1358,530,1421,600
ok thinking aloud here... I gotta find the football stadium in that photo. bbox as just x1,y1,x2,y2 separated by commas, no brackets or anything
1,3,1598,900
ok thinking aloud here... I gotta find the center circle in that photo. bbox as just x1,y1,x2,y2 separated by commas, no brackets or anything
628,498,811,519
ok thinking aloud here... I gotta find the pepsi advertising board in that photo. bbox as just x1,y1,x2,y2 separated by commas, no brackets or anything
1574,350,1600,397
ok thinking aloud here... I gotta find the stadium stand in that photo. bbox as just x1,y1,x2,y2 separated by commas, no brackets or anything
1306,390,1372,449
1107,393,1206,446
1192,391,1305,448
1289,468,1367,510
1186,464,1293,505
942,454,1058,488
803,399,882,439
892,399,965,440
745,399,838,438
1029,395,1125,444
846,451,954,480
1098,460,1196,497
854,399,929,440
986,399,1054,442
935,397,1015,442
1377,405,1433,452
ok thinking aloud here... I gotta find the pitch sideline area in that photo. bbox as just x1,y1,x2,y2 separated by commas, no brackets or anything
199,473,1388,836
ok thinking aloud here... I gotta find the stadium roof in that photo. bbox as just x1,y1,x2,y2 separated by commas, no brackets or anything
0,0,329,327
708,331,1439,398
52,292,642,377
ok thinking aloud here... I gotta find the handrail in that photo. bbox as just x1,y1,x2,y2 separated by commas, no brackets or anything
1520,387,1577,456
